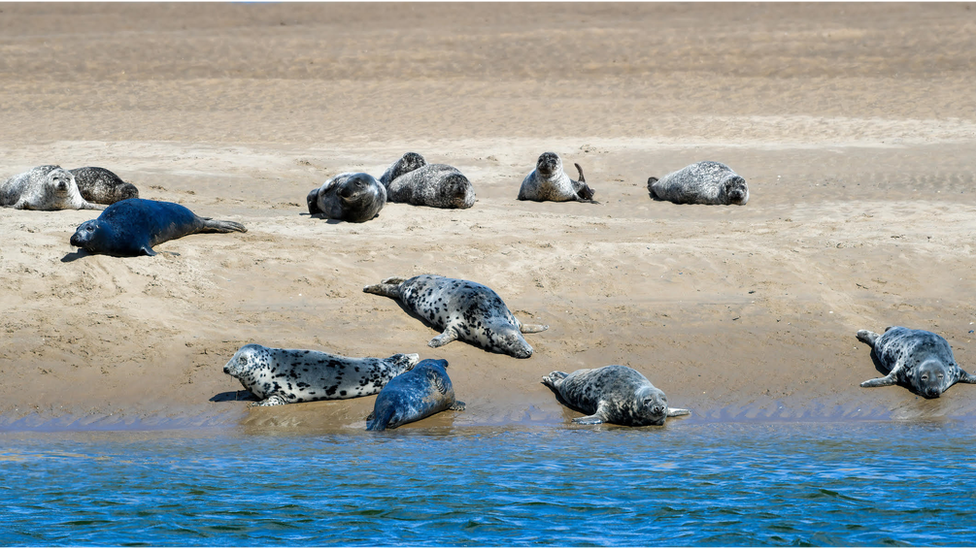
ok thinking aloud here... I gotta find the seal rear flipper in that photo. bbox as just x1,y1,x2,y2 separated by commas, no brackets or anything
667,407,691,417
856,329,881,348
541,371,568,390
140,246,158,257
519,323,548,334
199,217,247,233
362,281,403,298
860,374,897,388
449,400,465,411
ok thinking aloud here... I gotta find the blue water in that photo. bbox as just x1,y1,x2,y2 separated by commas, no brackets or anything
2,421,976,546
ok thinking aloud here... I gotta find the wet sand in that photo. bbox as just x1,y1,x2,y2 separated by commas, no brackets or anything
2,2,976,431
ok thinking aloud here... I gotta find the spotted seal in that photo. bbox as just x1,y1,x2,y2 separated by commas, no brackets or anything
379,152,427,187
647,161,749,205
518,152,595,202
306,172,386,222
856,326,976,398
1,165,101,210
70,198,246,257
363,274,548,358
223,344,421,406
388,164,476,209
542,364,691,426
69,167,139,205
366,358,465,430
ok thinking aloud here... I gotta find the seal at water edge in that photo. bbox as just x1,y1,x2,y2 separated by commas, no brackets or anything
542,364,691,426
69,167,139,205
306,172,386,222
223,343,421,406
647,161,749,205
1,165,101,210
518,152,595,202
363,274,548,358
388,164,476,209
856,326,976,398
69,198,246,257
366,358,465,430
378,152,428,187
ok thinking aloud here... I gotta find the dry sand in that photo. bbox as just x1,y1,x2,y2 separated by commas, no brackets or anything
2,2,976,431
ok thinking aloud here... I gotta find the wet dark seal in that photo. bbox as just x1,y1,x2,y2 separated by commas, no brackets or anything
306,172,386,222
69,198,246,257
1,165,101,210
542,364,691,426
223,344,421,406
366,358,465,430
363,274,548,358
69,167,139,205
647,161,749,205
856,326,976,398
518,152,595,202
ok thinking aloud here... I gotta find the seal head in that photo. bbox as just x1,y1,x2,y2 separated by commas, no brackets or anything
379,152,428,187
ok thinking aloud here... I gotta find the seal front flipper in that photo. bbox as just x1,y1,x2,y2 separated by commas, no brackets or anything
860,373,897,388
519,323,548,334
667,407,691,417
429,328,459,348
253,395,289,407
957,368,976,384
573,413,605,425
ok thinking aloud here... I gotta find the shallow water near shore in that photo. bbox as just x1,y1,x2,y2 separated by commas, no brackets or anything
2,420,975,547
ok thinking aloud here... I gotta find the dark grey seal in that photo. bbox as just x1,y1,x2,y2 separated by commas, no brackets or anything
379,152,427,187
223,343,421,407
70,198,246,257
856,326,976,398
69,167,139,205
647,161,749,205
363,274,548,358
542,364,691,426
1,165,100,210
366,358,465,430
306,172,387,222
518,152,595,202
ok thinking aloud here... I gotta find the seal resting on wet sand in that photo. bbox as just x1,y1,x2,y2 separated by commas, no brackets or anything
1,165,101,210
69,198,246,257
518,152,595,202
223,343,421,407
69,167,139,205
363,274,548,358
306,172,386,222
366,358,465,430
542,364,691,426
647,161,749,205
856,326,976,398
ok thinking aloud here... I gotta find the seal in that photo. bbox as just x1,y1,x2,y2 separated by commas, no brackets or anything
306,172,386,222
363,274,548,358
223,343,421,406
0,165,101,210
542,364,691,426
856,326,976,398
379,152,428,187
69,198,247,257
366,358,465,430
69,167,139,205
647,161,749,205
517,152,595,202
387,164,476,209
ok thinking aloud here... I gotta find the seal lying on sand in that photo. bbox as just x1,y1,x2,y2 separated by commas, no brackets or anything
518,152,595,202
1,165,101,210
70,198,246,256
363,274,548,358
647,161,749,205
856,326,976,398
366,358,465,430
542,364,691,426
69,167,139,205
223,344,420,407
306,172,386,222
380,152,476,209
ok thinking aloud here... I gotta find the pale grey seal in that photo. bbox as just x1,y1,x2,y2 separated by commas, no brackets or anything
69,167,139,205
366,358,465,431
542,364,691,426
1,165,101,210
222,343,421,406
518,152,595,202
388,164,476,209
363,274,548,358
306,172,386,222
379,152,427,187
856,326,976,398
647,161,749,205
70,198,246,257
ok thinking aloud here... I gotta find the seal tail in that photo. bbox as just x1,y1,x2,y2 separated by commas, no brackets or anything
200,217,247,233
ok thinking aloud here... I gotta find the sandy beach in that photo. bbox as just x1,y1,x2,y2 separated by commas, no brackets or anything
2,2,976,431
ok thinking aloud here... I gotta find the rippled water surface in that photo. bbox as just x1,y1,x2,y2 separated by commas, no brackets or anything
2,421,975,546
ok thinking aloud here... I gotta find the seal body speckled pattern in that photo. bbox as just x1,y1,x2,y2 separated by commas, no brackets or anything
647,161,749,205
542,364,691,426
1,165,101,210
306,172,386,222
69,198,246,257
363,274,548,359
379,152,427,187
69,167,139,205
366,358,465,430
518,152,595,202
388,164,476,209
223,344,421,406
856,326,976,398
